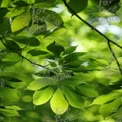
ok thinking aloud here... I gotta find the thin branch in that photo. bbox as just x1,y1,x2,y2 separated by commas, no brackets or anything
0,38,47,69
62,0,122,74
107,41,122,74
62,0,122,49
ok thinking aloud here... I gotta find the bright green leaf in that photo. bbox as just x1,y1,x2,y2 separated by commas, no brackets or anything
50,88,69,115
33,86,54,105
27,78,55,91
92,90,122,105
100,98,122,117
11,11,31,32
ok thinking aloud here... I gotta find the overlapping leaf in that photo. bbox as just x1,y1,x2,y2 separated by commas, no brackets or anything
50,88,69,115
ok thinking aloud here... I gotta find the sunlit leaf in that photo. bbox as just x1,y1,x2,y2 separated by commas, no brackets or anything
100,98,122,117
50,88,69,115
11,11,31,32
27,78,54,91
92,90,122,105
33,86,54,105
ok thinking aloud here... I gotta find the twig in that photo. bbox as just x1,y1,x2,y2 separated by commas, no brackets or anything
62,0,122,74
0,38,47,69
107,41,122,74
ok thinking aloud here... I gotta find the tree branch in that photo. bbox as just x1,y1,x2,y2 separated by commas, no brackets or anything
107,41,122,74
0,38,47,69
62,0,122,75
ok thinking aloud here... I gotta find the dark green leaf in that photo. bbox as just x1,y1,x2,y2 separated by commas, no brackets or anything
0,18,11,35
5,39,21,52
12,36,40,46
27,49,48,56
64,87,84,109
77,85,98,97
0,61,18,69
47,41,64,56
68,0,88,13
63,52,86,60
13,1,29,6
0,8,9,23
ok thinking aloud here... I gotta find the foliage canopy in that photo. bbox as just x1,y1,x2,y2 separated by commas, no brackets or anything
0,0,122,121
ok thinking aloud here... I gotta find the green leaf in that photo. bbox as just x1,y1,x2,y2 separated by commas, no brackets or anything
92,90,122,105
0,108,20,116
64,87,84,109
11,11,31,32
12,36,40,46
0,87,20,103
13,1,29,7
77,85,98,97
0,61,18,69
31,9,63,27
5,106,23,110
63,52,86,61
0,18,10,35
50,88,69,115
100,98,122,117
27,78,54,91
27,49,48,56
47,41,64,56
63,46,77,55
1,0,11,7
35,0,56,3
5,39,21,52
33,86,54,105
68,0,88,13
0,8,8,22
25,24,47,35
6,9,25,18
61,74,86,87
0,71,31,82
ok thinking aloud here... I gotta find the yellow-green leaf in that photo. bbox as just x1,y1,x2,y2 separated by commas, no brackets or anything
100,98,122,117
92,90,122,105
33,86,53,105
50,88,69,115
11,11,31,32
